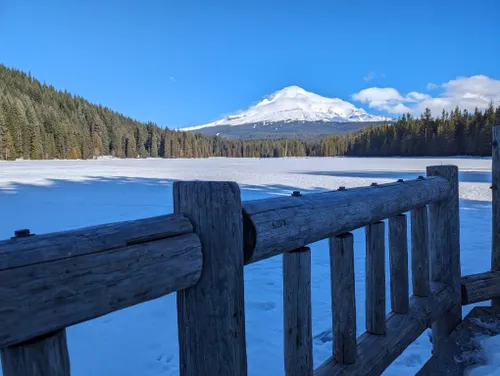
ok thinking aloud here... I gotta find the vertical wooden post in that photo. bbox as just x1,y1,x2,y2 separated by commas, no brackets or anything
366,221,386,335
411,206,430,297
427,166,461,353
492,125,500,307
174,181,247,376
330,233,357,364
388,214,409,314
1,331,71,376
283,247,313,376
1,229,71,376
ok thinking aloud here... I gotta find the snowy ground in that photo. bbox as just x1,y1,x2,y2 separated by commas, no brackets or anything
0,157,495,375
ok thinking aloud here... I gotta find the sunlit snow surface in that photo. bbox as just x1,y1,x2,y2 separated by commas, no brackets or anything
0,157,494,375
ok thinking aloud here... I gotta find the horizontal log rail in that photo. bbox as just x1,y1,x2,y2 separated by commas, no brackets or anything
242,176,451,264
314,283,454,376
0,214,202,348
0,214,194,270
0,166,467,376
461,271,500,305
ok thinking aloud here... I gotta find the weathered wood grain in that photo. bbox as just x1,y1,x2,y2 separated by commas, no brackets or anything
283,247,313,376
0,213,193,270
427,165,462,354
0,233,202,347
330,233,357,364
411,206,430,297
174,181,247,376
461,271,500,305
314,283,453,376
366,221,386,335
389,214,409,314
1,330,70,376
242,176,450,263
492,125,500,307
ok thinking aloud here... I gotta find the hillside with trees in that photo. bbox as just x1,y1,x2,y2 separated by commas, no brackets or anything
0,65,318,160
321,106,500,157
0,64,499,160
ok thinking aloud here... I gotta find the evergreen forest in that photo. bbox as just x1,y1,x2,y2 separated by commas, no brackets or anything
1,64,499,160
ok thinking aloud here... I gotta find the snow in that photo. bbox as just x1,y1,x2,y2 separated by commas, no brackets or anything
181,86,392,131
0,157,495,375
467,333,500,375
458,317,500,375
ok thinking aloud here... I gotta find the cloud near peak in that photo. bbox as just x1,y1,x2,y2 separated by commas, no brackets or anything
352,75,500,116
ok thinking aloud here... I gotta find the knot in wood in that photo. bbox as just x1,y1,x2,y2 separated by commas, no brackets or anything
291,191,302,197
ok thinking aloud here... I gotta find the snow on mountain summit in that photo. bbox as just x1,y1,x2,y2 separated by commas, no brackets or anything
183,86,391,131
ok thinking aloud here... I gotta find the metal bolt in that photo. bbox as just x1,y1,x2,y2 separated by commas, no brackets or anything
291,191,302,197
397,179,404,182
11,229,31,239
371,182,378,186
338,186,346,191
15,229,30,237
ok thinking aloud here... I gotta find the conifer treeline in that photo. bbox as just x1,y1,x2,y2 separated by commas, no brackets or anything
0,64,499,160
0,65,318,160
321,106,500,157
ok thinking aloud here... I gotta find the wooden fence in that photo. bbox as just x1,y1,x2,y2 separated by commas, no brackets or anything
460,125,500,306
0,163,463,376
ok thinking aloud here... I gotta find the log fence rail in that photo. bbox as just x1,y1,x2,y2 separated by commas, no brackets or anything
8,128,500,375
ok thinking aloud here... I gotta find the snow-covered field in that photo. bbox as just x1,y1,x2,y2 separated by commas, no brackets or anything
0,157,495,375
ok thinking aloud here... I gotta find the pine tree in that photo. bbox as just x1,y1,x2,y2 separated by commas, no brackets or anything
0,104,5,159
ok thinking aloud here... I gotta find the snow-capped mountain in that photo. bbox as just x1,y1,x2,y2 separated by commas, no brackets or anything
183,86,391,132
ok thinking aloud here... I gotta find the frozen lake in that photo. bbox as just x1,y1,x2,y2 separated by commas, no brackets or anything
0,157,494,375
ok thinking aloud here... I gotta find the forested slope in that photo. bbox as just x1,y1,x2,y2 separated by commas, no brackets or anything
1,64,498,160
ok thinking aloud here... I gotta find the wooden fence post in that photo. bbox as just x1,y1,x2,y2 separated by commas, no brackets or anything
330,233,356,364
174,181,247,376
366,221,386,335
1,331,71,376
492,125,500,307
283,247,312,376
426,166,461,353
389,214,409,313
1,229,71,376
411,206,430,297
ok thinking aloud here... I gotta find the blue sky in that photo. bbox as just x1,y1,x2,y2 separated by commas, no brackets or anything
1,0,499,128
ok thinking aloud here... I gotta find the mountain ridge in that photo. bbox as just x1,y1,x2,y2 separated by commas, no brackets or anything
182,86,392,132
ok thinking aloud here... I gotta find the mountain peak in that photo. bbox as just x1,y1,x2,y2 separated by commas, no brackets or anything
272,85,308,98
182,86,391,131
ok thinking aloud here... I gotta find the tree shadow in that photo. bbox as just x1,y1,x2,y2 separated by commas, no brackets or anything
295,170,491,183
0,176,325,239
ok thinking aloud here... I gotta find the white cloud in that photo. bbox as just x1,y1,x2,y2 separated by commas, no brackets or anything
364,71,385,82
405,91,431,102
352,75,500,117
416,75,500,115
352,88,409,114
169,76,176,83
364,71,376,82
353,87,404,103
